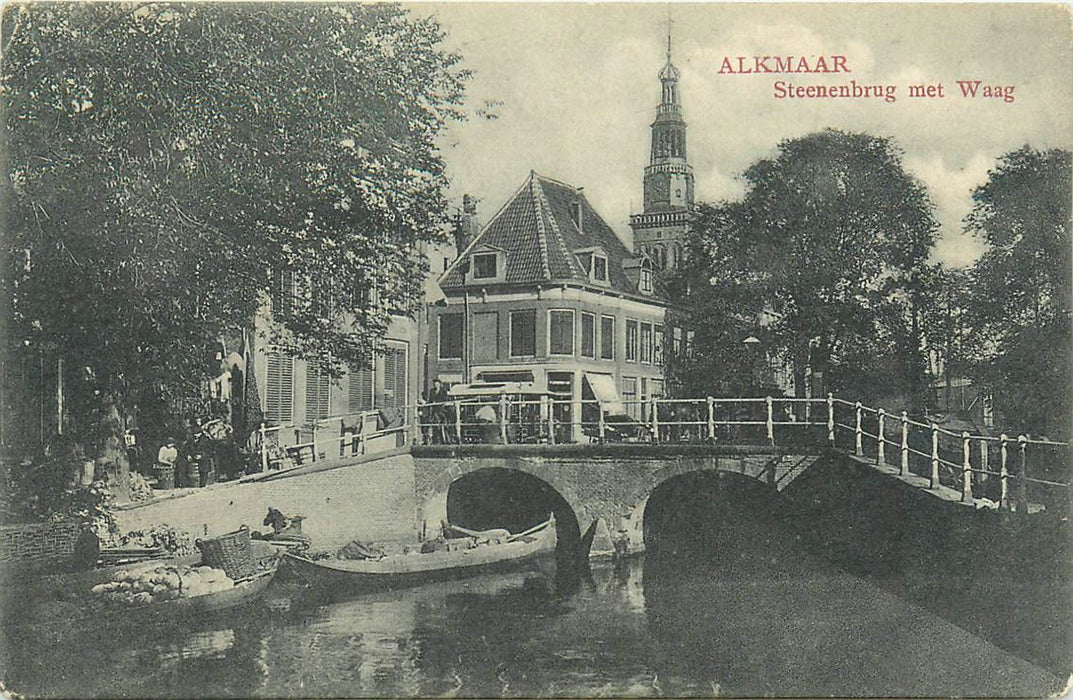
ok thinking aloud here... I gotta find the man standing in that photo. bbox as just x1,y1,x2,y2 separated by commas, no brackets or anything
156,437,178,489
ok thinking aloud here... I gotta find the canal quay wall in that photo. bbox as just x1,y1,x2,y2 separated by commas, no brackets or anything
114,448,417,549
780,452,1073,677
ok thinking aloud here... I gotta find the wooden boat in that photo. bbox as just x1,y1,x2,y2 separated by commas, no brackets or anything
93,548,284,616
284,516,557,592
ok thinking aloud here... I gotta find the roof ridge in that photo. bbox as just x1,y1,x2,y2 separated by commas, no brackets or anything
438,177,530,285
534,173,582,191
528,173,552,280
533,175,584,278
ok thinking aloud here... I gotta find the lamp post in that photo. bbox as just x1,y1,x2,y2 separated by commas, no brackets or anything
743,336,761,396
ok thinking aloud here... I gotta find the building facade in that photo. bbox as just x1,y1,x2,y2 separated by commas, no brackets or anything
629,37,694,271
428,172,684,439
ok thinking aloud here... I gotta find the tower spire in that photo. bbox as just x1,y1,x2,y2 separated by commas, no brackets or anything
666,8,673,61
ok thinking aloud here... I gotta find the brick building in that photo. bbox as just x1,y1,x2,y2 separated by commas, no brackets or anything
428,172,686,439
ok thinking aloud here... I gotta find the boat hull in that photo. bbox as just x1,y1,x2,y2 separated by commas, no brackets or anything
284,521,557,593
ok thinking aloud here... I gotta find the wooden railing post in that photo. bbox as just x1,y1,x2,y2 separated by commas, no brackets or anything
1017,434,1028,512
999,434,1009,509
707,396,716,442
547,398,556,445
961,431,973,503
765,396,775,447
854,402,863,456
598,401,606,443
310,422,317,462
453,400,462,444
259,422,268,472
826,394,835,446
877,409,886,466
900,411,909,477
930,422,940,489
650,397,659,443
499,395,508,444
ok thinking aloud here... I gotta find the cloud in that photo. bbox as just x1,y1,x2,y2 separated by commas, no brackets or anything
905,151,994,267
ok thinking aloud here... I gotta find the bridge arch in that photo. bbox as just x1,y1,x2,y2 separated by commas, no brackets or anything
417,463,584,554
608,457,777,556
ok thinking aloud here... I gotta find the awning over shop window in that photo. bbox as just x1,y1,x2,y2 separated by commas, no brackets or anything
584,373,625,415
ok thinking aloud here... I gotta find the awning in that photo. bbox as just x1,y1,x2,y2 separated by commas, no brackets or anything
584,373,625,415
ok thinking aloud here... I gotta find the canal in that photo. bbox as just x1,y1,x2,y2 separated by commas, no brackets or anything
2,471,1066,697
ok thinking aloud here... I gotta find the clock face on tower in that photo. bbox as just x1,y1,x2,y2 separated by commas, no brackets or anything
653,176,668,201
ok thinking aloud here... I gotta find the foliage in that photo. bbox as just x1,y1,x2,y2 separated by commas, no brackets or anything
2,3,469,455
917,264,974,412
0,452,116,536
675,130,937,408
963,146,1071,438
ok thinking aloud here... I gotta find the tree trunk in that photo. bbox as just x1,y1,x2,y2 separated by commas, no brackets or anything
94,394,131,502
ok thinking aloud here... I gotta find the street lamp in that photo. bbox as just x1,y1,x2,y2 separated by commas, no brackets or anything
743,336,762,396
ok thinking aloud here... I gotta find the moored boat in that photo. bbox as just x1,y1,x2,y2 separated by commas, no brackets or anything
283,516,557,592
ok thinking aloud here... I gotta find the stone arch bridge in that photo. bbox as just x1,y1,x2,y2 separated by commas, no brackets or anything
412,444,820,556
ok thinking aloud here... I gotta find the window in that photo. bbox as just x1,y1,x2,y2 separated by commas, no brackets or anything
547,371,574,397
625,319,638,362
265,352,294,423
510,310,536,357
600,315,615,360
438,313,463,359
640,322,653,364
549,310,575,356
471,311,499,363
673,327,683,356
380,345,407,409
655,325,665,365
473,253,497,279
640,267,653,293
593,255,608,282
348,362,374,412
305,362,331,421
651,378,664,399
581,313,596,358
622,377,638,419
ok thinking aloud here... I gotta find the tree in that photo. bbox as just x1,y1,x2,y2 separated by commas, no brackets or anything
918,264,974,413
678,130,938,409
964,146,1071,438
2,4,468,485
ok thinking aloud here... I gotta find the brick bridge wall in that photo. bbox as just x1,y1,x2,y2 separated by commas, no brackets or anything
412,445,816,556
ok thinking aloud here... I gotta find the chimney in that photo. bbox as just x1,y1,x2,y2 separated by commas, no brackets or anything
454,194,479,255
572,188,584,232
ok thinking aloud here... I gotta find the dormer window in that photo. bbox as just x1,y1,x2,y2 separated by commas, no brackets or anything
575,246,609,285
639,267,653,293
465,246,506,284
473,252,497,279
592,255,608,282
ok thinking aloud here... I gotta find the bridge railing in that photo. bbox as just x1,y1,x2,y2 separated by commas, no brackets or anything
252,394,1068,513
829,397,1070,513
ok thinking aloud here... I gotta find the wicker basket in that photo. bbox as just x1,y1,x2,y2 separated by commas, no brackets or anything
196,525,254,580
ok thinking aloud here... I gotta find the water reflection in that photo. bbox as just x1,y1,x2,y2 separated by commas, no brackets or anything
3,534,1066,698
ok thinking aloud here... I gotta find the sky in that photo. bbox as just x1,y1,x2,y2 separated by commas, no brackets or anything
414,2,1072,268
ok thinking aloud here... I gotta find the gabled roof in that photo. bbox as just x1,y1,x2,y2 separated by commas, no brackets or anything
441,172,660,300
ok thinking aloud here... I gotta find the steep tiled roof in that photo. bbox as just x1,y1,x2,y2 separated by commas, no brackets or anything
441,172,660,300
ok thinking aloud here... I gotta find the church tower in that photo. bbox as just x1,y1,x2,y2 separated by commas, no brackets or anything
630,32,694,270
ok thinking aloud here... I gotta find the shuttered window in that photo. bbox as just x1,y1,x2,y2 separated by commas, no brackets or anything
380,345,407,409
265,352,294,423
348,362,374,412
305,361,331,421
